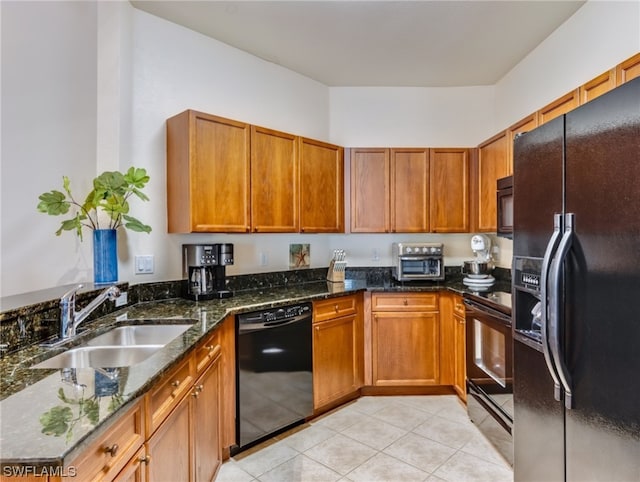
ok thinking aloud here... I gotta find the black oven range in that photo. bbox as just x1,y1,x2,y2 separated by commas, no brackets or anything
464,288,513,466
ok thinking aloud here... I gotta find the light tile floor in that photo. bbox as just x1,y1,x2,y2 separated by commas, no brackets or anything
217,395,513,482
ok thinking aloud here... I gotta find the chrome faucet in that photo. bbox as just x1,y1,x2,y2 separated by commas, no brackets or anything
60,284,121,340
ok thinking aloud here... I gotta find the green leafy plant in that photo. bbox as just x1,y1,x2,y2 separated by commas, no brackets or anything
37,167,152,240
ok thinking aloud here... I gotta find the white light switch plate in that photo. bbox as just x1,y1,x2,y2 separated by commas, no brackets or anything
135,255,154,274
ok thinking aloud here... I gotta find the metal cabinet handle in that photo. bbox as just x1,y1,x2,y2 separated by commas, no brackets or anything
171,380,180,388
139,455,151,464
104,444,119,457
403,299,408,306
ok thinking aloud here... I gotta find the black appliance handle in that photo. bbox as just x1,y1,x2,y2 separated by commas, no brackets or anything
548,213,574,409
540,213,564,400
463,299,511,325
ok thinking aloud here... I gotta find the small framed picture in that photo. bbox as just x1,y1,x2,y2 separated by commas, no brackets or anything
289,244,310,269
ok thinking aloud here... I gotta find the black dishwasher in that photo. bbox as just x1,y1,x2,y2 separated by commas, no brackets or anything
234,302,313,453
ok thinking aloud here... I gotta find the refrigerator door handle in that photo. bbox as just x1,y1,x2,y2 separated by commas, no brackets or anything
548,212,575,409
541,213,564,400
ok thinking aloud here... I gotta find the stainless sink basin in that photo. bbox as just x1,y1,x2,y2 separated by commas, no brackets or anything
85,324,191,347
32,323,193,369
32,345,164,369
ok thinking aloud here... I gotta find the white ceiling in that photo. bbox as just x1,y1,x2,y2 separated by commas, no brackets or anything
130,0,586,87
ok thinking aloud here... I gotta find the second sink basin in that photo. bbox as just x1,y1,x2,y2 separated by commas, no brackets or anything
31,323,193,369
32,345,164,369
85,324,192,347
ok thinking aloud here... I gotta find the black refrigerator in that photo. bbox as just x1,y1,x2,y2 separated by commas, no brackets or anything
512,76,640,481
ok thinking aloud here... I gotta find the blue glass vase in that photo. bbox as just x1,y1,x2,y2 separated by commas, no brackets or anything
93,229,118,285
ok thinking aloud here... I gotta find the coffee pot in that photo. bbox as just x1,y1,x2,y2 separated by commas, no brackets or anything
182,244,234,300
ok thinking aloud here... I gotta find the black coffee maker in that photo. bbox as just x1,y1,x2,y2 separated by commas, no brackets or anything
183,244,234,300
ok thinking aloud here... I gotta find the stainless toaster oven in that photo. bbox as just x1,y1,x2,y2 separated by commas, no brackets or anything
392,242,445,281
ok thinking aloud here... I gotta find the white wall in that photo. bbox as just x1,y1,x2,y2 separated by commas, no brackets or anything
0,0,637,297
329,86,495,147
494,0,640,132
1,1,99,296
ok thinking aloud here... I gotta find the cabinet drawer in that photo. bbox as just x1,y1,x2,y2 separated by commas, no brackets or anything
195,328,222,375
145,355,194,436
371,293,439,312
313,295,357,323
67,400,144,482
453,296,465,318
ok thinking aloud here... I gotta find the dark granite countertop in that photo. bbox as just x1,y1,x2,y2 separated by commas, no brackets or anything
0,276,508,468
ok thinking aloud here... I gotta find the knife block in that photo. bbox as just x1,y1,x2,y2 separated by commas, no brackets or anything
326,260,346,283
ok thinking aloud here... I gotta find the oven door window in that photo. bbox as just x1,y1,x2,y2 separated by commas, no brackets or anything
400,258,441,276
472,317,507,387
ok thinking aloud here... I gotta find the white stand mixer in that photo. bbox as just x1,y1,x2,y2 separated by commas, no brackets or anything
462,234,495,289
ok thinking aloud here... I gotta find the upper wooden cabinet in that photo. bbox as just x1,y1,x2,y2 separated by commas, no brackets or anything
351,147,469,233
579,68,617,105
299,138,344,233
475,131,509,232
616,52,640,85
538,89,579,125
350,148,390,233
167,110,345,233
429,148,469,233
166,110,251,233
507,113,538,173
250,126,299,233
390,148,430,233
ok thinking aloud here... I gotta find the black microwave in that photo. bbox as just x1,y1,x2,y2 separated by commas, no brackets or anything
497,175,513,238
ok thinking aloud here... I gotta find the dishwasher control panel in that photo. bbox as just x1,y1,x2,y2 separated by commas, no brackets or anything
237,302,312,324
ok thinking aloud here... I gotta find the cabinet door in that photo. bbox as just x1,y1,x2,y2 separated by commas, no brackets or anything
372,312,439,386
454,313,467,402
166,110,251,233
429,148,469,233
616,52,640,85
113,447,147,482
146,395,191,482
507,114,538,174
299,138,344,233
250,126,298,232
475,131,509,232
538,89,579,125
313,313,363,410
579,68,617,105
350,148,390,232
390,148,429,233
193,348,222,482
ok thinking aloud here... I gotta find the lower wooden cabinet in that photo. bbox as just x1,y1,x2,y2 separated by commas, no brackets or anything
453,311,466,401
439,293,467,401
146,391,191,481
192,346,223,482
145,340,223,482
62,400,145,482
312,295,364,411
372,311,440,386
113,447,147,482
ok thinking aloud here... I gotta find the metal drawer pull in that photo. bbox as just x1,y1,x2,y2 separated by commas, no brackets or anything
171,380,180,388
104,444,119,457
140,455,151,464
403,299,408,306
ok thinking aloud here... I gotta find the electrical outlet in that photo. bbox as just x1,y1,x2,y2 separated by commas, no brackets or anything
372,248,380,262
259,251,268,266
135,255,154,274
